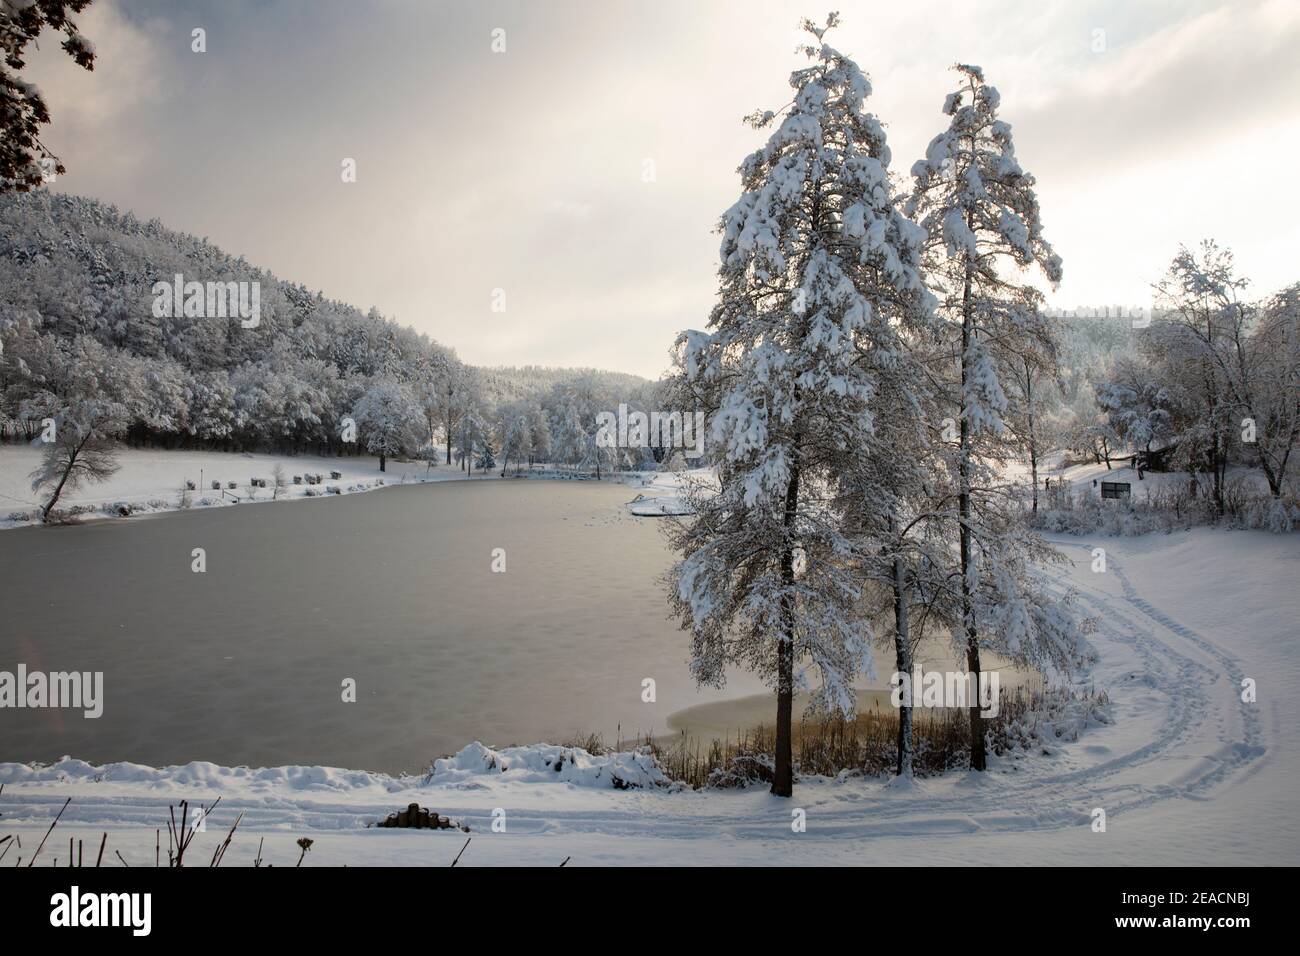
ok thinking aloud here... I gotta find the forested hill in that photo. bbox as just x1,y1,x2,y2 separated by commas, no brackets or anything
0,191,649,455
479,365,653,405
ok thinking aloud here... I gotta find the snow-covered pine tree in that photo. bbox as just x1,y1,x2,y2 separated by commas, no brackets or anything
842,356,953,778
826,133,941,780
909,64,1076,770
668,14,930,796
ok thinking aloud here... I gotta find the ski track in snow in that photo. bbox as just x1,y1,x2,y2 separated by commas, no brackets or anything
0,539,1270,858
1044,542,1262,820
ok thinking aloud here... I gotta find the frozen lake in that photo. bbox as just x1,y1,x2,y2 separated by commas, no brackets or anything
0,479,775,773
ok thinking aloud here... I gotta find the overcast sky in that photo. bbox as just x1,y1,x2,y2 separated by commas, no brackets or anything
25,0,1300,378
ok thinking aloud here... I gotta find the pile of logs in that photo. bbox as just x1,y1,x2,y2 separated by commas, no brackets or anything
376,803,468,831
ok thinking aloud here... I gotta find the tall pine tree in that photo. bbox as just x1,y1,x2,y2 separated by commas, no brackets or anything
668,14,929,797
908,64,1077,769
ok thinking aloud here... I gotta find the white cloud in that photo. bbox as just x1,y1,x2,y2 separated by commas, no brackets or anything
24,0,171,185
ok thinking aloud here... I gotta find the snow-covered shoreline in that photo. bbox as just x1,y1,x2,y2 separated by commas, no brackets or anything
0,445,466,529
0,444,705,530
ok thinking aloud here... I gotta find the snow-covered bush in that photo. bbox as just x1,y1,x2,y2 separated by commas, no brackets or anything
988,687,1112,760
1028,479,1299,535
706,751,776,789
1244,495,1300,533
427,741,677,791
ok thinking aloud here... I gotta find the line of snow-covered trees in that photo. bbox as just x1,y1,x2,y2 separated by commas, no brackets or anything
667,17,1084,795
348,365,672,477
0,192,673,488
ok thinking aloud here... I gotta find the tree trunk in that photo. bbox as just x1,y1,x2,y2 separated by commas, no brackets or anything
891,517,913,777
41,457,75,521
39,434,90,521
1026,362,1038,513
1213,441,1225,516
445,385,454,465
379,452,386,472
1029,438,1038,513
960,263,986,771
1218,456,1227,514
772,445,802,798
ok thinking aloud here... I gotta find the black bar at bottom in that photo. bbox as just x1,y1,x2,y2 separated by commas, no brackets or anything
0,865,1280,941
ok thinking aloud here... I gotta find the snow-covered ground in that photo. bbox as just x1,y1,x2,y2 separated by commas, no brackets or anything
2,526,1294,865
622,468,713,516
1009,447,1274,498
0,445,698,530
9,439,1262,533
0,445,479,529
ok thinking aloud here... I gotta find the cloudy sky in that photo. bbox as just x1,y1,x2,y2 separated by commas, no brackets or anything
25,0,1300,378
